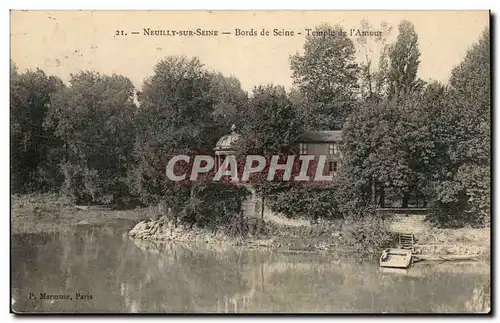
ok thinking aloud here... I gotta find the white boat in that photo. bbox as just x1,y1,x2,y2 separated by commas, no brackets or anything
379,248,412,269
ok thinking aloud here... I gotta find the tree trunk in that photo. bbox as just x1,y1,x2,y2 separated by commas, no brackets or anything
378,187,385,208
369,177,375,204
260,196,265,220
402,191,409,208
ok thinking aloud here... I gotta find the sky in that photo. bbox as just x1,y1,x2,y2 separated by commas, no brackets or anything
10,10,489,92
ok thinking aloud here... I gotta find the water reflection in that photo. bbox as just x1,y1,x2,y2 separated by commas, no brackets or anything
11,223,490,313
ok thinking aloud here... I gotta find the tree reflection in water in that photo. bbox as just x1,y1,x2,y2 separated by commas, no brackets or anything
11,224,491,313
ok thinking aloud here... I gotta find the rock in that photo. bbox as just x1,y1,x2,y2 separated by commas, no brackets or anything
130,221,147,235
157,232,169,240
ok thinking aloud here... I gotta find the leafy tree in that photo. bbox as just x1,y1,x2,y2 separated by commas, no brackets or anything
130,57,220,205
209,72,249,130
230,85,302,218
355,19,393,100
447,28,490,166
429,28,490,226
177,182,250,230
287,87,317,133
387,20,424,99
130,56,252,229
341,20,435,210
290,24,360,129
239,85,300,154
10,62,65,193
343,91,439,209
45,71,136,204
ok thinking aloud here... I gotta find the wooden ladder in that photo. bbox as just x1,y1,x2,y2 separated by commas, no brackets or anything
399,233,415,251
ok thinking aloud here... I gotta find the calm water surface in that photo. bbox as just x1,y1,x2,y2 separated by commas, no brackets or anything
11,220,490,313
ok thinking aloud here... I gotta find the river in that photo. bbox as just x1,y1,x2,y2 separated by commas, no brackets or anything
11,219,490,313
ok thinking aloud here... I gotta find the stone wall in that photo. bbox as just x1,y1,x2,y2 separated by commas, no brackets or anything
386,214,430,234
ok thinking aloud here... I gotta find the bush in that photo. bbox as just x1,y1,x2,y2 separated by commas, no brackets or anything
164,183,250,230
332,174,377,220
340,218,398,255
264,174,377,222
266,185,342,222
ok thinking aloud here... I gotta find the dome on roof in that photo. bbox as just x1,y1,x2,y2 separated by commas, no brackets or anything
215,124,242,151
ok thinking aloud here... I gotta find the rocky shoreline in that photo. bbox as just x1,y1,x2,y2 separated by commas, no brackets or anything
128,216,393,255
128,216,490,259
128,217,280,249
129,217,233,244
11,194,490,259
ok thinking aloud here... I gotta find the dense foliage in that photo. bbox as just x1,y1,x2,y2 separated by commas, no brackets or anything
10,62,64,193
10,21,490,228
128,57,252,227
428,29,491,226
340,24,490,226
290,24,360,130
44,71,136,204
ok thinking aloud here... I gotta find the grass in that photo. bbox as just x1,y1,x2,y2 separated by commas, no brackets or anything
10,194,491,259
11,194,153,234
414,227,490,259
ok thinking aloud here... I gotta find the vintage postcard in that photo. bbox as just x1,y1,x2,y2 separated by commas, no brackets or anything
10,10,491,314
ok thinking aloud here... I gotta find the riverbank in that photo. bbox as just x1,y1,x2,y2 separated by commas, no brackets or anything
11,194,490,259
11,194,151,234
127,215,490,259
128,216,395,257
